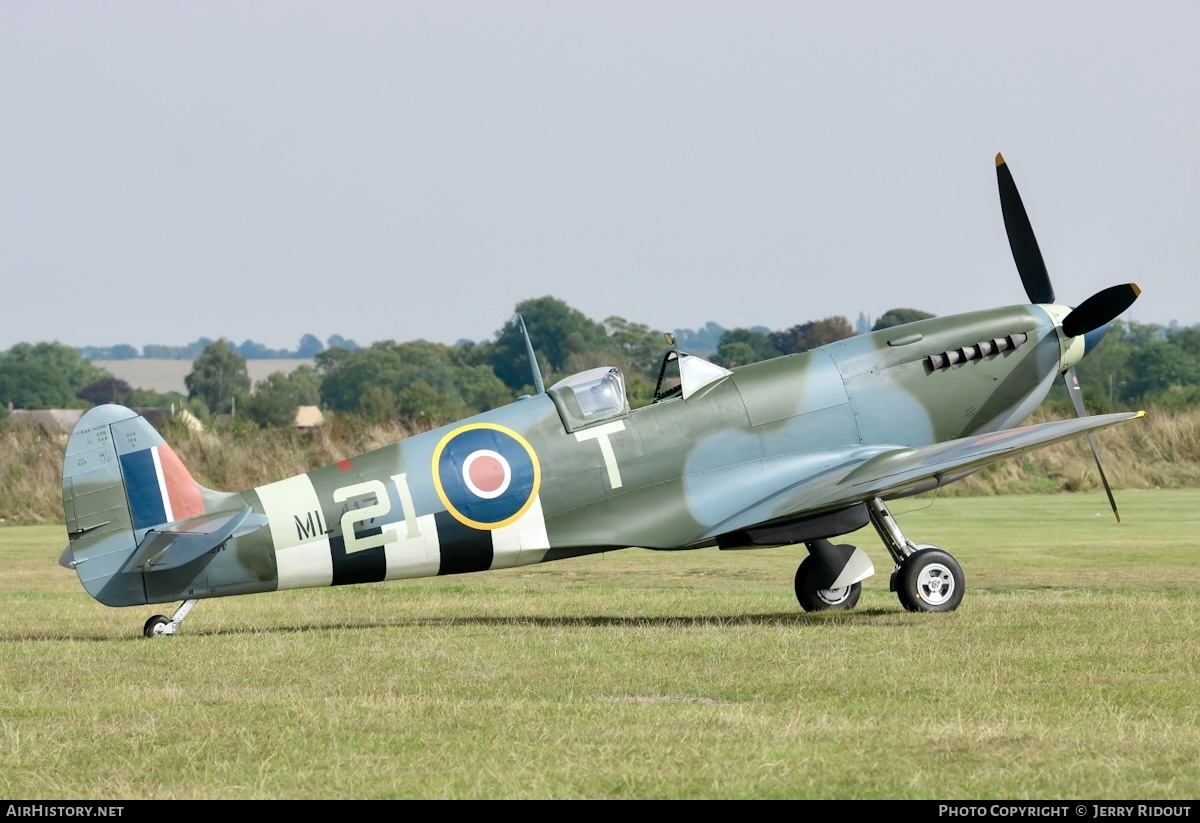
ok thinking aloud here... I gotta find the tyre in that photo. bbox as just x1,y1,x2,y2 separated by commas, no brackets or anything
143,615,171,638
895,548,964,613
795,556,862,612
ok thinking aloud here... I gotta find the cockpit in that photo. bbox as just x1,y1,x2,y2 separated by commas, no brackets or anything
547,339,732,432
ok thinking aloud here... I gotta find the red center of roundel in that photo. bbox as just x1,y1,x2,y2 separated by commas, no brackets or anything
469,454,506,494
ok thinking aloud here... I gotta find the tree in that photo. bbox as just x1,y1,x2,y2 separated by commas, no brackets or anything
0,361,75,409
1072,319,1135,410
454,363,515,412
318,342,409,413
267,365,320,406
0,341,109,409
1070,319,1198,410
295,334,325,358
143,338,213,360
673,322,725,356
872,308,935,331
1125,341,1200,402
1167,326,1200,360
394,379,459,426
76,377,133,406
3,341,109,392
713,341,760,369
239,389,297,428
242,366,322,427
359,385,399,422
77,343,139,360
326,334,359,352
714,328,780,367
236,339,291,359
486,297,609,391
313,345,354,379
604,316,665,381
769,316,855,354
185,339,251,415
317,340,512,424
1121,320,1166,349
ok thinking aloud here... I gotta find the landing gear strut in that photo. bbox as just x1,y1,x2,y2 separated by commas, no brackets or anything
142,599,199,638
867,497,964,613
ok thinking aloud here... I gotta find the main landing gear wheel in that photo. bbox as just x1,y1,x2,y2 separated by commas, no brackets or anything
895,548,965,613
795,556,862,612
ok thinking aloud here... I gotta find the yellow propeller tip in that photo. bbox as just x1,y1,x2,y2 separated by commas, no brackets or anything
1132,283,1142,297
995,153,1006,166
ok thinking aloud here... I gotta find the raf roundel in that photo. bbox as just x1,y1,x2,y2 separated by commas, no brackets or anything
432,423,541,530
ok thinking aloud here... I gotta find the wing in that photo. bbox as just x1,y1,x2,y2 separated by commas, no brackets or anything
696,410,1145,541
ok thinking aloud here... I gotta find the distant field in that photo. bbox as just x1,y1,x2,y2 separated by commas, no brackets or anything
93,358,315,394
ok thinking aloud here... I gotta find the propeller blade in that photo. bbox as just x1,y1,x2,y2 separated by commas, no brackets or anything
996,153,1055,304
1063,366,1121,522
1062,283,1142,338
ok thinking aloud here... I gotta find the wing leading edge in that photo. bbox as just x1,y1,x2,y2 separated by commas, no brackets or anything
697,410,1145,542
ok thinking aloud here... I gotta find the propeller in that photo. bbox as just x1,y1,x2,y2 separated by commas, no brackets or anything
995,153,1141,521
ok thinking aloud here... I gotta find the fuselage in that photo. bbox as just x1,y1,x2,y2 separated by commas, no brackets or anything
92,303,1076,606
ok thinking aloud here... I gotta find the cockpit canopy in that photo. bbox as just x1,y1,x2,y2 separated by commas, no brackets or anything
547,349,732,431
548,366,629,431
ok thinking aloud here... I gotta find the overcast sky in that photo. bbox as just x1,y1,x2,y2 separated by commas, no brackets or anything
3,1,1197,353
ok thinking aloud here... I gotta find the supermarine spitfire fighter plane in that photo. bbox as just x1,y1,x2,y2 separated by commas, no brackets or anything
60,154,1144,636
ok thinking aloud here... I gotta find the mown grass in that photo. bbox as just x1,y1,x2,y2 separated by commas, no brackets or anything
2,488,1198,799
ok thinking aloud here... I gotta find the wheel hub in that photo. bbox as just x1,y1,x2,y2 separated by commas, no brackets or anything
818,586,851,606
917,563,955,606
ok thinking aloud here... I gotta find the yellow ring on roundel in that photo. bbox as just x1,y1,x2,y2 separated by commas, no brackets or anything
431,422,542,530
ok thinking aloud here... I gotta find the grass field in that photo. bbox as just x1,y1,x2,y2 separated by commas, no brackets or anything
2,488,1199,799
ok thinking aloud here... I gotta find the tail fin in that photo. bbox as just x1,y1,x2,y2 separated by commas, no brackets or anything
62,405,209,606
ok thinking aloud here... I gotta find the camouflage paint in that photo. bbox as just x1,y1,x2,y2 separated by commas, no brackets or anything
60,300,1140,609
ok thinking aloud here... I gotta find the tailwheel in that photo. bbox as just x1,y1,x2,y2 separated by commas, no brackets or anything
141,599,198,638
143,615,171,637
795,556,862,612
895,548,964,613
